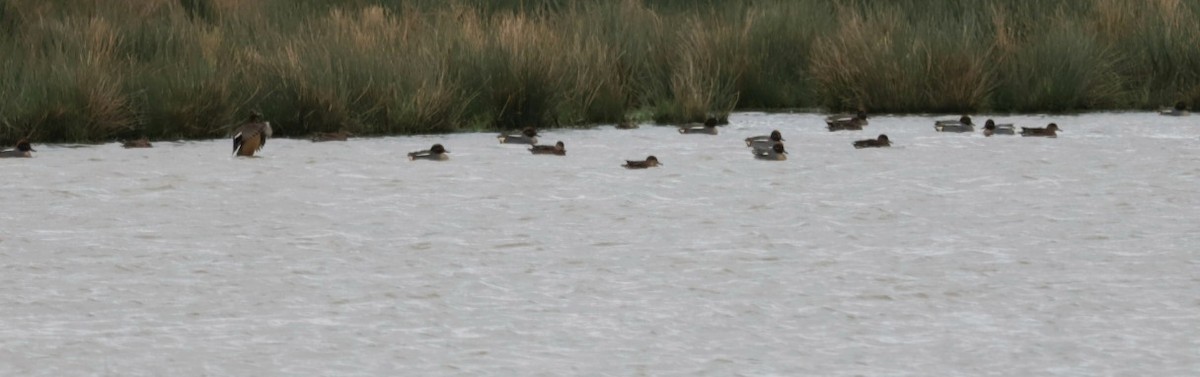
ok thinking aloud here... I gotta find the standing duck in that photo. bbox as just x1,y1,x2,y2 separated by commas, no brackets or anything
232,113,273,157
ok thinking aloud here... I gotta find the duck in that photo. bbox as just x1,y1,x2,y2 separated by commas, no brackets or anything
529,141,566,156
616,120,639,129
0,139,35,158
826,110,869,131
498,127,538,144
622,155,661,169
1020,123,1060,138
1160,102,1190,116
232,113,273,157
853,134,891,149
934,115,974,132
982,119,1015,136
753,142,787,161
122,137,152,148
678,117,719,135
745,130,784,150
311,130,352,142
408,144,450,161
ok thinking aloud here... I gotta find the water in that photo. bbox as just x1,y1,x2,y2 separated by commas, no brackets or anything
2,113,1198,376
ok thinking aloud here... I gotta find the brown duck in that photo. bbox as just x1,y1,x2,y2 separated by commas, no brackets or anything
529,141,566,156
622,155,661,169
232,113,273,157
853,134,891,149
1020,123,1060,138
0,139,35,158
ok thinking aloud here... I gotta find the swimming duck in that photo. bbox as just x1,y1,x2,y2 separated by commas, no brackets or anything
853,134,891,149
826,111,869,131
529,141,566,156
408,144,450,161
622,155,661,169
122,137,152,148
982,119,1015,136
745,130,785,150
753,142,787,161
311,130,352,142
498,127,538,144
0,139,35,158
1160,102,1190,116
1020,123,1060,138
935,115,974,132
678,118,719,135
232,113,273,157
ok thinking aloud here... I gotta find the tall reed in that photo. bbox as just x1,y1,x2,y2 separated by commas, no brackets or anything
2,0,1198,143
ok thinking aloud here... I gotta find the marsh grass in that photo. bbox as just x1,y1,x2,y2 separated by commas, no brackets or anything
2,0,1199,143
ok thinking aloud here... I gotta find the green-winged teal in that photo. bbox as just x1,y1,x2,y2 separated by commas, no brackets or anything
935,115,974,133
826,111,869,131
746,130,784,150
622,155,661,169
0,139,35,158
232,113,273,157
853,134,891,149
408,144,450,161
529,141,566,156
983,119,1015,136
753,142,787,161
678,118,719,135
1160,102,1190,116
498,127,539,144
122,137,152,148
1020,123,1059,138
311,131,352,142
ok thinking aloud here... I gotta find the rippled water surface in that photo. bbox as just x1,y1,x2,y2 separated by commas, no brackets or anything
3,113,1199,376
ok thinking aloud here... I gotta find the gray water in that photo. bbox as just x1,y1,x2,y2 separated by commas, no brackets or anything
2,113,1198,376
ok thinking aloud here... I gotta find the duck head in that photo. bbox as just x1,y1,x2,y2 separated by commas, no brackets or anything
770,130,784,142
16,139,34,152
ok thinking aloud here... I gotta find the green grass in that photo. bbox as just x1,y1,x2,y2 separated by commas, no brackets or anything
2,0,1199,143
